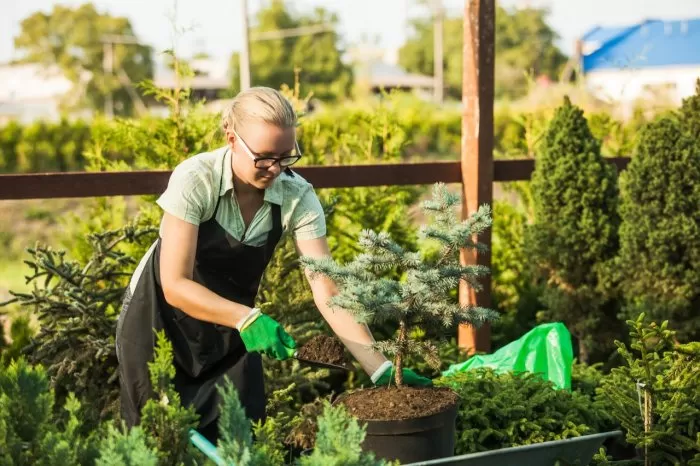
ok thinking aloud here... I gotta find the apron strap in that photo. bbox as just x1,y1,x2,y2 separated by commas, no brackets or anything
265,203,283,257
211,149,228,217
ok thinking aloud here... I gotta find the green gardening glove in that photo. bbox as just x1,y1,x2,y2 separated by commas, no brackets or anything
373,363,433,387
239,313,297,361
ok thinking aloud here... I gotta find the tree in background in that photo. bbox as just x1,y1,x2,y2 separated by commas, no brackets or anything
14,3,153,116
527,97,620,364
228,0,352,101
398,4,567,100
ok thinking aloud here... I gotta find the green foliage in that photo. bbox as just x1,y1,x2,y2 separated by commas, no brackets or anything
85,66,222,173
215,377,282,466
0,221,158,429
230,0,352,101
0,314,36,367
140,331,199,466
614,85,700,341
436,368,610,455
596,314,700,465
298,403,396,466
297,94,424,264
14,3,153,116
571,360,605,401
489,200,542,348
396,13,463,100
0,119,91,173
587,111,640,157
0,358,99,465
527,96,620,363
398,5,567,99
300,183,498,385
96,425,159,466
493,6,567,99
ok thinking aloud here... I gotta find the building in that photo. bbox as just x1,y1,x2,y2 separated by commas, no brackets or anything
0,63,90,124
580,18,700,113
348,45,437,99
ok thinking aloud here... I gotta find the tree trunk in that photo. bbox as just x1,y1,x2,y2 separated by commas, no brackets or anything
577,335,590,364
395,320,407,386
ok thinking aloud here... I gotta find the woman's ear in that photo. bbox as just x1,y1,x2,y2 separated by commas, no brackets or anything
225,128,236,148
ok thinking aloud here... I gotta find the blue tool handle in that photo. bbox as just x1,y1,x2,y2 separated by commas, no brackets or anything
189,428,229,466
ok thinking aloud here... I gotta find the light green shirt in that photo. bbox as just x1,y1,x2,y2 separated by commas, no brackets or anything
155,146,327,245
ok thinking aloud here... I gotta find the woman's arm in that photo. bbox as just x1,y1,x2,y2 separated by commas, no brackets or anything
294,235,390,376
159,212,252,327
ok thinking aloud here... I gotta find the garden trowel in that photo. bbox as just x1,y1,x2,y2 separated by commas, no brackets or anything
293,351,350,371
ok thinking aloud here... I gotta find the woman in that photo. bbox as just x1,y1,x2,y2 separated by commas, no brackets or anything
116,86,430,443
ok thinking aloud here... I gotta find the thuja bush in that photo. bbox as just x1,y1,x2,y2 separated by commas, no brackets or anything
0,118,91,173
436,368,612,455
527,96,621,363
0,359,100,465
613,83,700,341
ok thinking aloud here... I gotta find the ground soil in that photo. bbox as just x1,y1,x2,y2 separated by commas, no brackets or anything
296,334,351,369
336,386,459,421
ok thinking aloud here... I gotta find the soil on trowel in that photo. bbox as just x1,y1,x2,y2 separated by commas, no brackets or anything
296,334,351,369
337,386,459,421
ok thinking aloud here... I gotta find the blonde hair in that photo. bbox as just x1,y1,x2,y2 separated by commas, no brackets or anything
221,87,297,133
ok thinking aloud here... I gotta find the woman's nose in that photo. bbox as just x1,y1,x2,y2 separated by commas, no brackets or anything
269,162,283,175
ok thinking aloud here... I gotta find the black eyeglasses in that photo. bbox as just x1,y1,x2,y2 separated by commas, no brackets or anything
233,128,302,169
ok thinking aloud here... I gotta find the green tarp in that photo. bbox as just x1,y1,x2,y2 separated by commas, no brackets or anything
442,322,574,390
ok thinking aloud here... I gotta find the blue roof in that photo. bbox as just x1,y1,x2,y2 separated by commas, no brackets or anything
582,19,700,72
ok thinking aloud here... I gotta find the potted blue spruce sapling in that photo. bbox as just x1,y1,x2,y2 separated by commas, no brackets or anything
299,183,497,463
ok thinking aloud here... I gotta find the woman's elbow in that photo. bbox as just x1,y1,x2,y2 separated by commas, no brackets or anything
161,277,185,308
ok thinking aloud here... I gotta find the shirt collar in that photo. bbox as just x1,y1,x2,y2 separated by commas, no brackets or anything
220,146,235,197
220,145,284,206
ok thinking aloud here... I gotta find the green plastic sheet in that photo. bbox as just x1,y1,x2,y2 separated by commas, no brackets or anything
442,322,574,390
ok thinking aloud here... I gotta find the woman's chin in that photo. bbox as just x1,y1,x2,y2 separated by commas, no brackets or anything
256,177,275,188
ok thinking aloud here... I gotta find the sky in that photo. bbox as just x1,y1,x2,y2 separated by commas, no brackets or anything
2,0,700,66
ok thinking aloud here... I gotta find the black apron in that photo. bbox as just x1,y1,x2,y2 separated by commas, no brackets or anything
116,151,284,443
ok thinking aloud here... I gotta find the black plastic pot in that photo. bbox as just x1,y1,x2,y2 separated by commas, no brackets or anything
358,401,459,464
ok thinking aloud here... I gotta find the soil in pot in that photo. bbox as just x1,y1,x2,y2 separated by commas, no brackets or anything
336,386,460,464
296,334,351,369
339,386,458,420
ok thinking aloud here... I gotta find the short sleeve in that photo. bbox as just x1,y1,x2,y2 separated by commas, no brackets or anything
290,187,327,240
156,159,212,225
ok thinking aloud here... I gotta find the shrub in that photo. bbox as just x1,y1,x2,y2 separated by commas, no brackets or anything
614,84,700,341
527,96,621,363
436,368,611,455
1,221,158,429
596,314,700,465
0,359,100,465
490,200,542,349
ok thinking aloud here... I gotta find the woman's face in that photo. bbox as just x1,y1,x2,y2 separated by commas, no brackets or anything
229,121,297,190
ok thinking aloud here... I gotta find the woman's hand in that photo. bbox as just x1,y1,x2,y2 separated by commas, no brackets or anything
238,312,297,360
372,363,432,387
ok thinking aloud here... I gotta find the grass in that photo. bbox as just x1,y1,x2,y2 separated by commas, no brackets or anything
0,198,88,303
0,260,33,297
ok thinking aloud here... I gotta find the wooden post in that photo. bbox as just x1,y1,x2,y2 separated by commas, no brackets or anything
459,0,495,354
